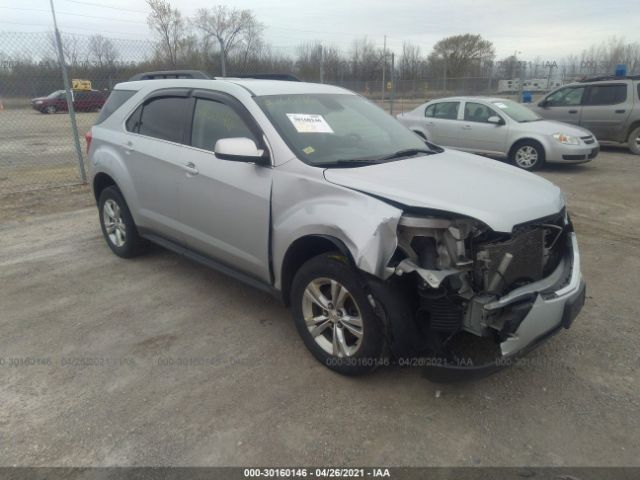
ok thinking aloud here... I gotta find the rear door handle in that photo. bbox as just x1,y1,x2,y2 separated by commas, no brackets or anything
568,109,578,114
461,124,472,130
615,109,626,114
182,162,199,175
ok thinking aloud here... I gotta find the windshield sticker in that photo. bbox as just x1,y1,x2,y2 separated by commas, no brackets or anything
286,113,334,133
494,102,508,109
303,146,315,154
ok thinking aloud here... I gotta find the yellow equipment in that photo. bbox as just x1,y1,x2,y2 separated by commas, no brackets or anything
72,79,92,91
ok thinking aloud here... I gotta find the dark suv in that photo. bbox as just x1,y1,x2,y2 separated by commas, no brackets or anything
529,75,640,155
31,89,106,114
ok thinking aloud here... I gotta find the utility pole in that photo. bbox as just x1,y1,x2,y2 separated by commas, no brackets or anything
381,35,386,105
390,52,395,115
219,37,226,76
49,0,86,183
442,54,447,93
319,44,324,83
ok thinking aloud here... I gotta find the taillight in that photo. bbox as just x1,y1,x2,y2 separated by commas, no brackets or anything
84,129,92,154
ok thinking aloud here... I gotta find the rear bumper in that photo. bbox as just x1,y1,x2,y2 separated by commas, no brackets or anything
423,233,585,382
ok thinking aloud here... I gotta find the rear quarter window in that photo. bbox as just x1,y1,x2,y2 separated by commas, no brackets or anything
95,89,136,124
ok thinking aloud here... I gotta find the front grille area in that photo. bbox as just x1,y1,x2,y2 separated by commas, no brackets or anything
581,135,595,145
473,213,567,294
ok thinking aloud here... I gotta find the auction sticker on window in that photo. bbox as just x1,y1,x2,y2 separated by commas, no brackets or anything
286,113,334,133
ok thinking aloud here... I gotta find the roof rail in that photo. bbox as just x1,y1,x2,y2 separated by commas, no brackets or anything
231,73,300,82
578,74,640,83
128,70,211,81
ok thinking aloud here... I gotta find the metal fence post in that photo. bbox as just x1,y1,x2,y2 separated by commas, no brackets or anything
390,52,395,115
49,0,87,183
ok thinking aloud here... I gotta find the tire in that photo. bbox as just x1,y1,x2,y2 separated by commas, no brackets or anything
628,126,640,155
510,140,545,170
290,252,385,376
98,186,145,258
45,105,57,114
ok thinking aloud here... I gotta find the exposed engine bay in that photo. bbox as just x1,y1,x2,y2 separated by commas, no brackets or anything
389,210,570,365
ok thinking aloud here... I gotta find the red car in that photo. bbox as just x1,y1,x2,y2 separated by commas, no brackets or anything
31,89,106,114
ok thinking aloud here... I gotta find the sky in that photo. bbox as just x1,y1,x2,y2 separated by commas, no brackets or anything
1,0,638,60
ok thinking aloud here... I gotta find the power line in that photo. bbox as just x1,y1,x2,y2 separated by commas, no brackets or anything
61,0,148,14
0,6,148,25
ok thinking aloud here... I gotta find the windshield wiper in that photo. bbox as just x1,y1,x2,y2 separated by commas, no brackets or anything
314,158,384,168
378,148,434,161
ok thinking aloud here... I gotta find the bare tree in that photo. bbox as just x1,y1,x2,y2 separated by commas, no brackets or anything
146,0,186,67
192,5,263,76
88,35,118,68
48,32,81,66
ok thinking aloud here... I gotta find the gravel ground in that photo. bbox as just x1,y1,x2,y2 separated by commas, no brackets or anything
0,148,638,466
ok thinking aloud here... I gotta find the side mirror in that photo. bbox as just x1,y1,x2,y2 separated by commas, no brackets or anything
538,99,549,108
214,137,270,166
487,115,503,125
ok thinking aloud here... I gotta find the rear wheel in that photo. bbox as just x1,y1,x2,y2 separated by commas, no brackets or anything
510,140,545,170
45,105,57,114
98,186,145,258
628,126,640,155
291,253,385,376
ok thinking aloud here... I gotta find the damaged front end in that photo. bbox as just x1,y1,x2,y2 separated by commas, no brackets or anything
385,209,585,381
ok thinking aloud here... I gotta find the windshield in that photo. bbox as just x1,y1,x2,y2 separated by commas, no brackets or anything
491,99,541,122
255,94,434,167
46,90,64,99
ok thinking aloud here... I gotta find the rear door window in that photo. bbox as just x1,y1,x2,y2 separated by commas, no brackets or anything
95,89,136,124
432,102,460,120
137,96,188,143
584,84,627,105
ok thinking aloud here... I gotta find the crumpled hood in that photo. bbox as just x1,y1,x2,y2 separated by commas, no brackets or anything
323,149,564,232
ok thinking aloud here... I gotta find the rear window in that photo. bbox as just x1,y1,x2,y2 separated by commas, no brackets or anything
95,89,136,124
585,84,627,105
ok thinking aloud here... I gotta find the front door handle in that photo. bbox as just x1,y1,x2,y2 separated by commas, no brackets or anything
425,121,434,126
182,162,199,175
461,125,472,130
568,109,578,114
615,109,626,114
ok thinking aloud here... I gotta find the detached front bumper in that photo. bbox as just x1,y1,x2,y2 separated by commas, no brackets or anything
423,233,585,382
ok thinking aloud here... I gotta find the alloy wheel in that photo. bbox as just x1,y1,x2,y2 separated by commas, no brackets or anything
515,145,538,168
103,199,126,247
301,277,364,357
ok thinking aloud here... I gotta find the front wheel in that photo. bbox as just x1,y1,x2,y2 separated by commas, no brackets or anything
45,105,57,114
510,140,545,170
628,126,640,155
290,253,385,376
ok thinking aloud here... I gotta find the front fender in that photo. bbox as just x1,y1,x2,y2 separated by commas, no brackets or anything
271,168,403,290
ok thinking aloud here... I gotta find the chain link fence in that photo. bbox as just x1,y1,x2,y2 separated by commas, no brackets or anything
0,30,622,196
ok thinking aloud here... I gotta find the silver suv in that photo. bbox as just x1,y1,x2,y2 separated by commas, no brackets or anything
88,74,586,379
529,75,640,155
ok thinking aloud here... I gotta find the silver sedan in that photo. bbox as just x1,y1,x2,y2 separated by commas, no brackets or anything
397,96,600,170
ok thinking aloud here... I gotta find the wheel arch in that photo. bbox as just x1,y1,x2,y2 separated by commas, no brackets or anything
508,136,547,160
626,120,640,141
280,234,354,306
92,172,117,204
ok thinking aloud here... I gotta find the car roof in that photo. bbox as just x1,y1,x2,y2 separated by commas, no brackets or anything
114,78,353,97
426,96,512,103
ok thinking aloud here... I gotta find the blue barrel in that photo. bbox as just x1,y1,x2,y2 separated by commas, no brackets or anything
615,64,627,77
522,90,533,103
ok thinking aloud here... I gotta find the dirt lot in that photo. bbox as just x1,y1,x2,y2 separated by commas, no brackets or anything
0,109,96,193
0,148,639,466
